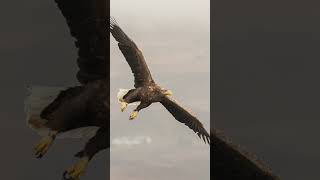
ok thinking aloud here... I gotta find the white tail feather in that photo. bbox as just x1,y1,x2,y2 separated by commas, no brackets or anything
117,88,139,105
117,88,130,102
24,85,98,139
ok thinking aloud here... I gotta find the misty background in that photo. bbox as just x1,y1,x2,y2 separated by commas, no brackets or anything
110,0,210,179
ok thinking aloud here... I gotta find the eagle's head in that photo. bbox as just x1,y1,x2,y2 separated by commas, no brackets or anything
161,88,173,96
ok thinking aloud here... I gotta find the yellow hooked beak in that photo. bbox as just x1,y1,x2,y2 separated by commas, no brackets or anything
165,90,173,96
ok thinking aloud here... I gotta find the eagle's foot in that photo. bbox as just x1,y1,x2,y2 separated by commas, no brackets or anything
129,111,138,120
120,102,128,112
63,157,89,180
34,132,56,158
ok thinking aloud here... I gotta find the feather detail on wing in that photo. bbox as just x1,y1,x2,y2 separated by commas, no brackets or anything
54,0,108,84
160,96,210,144
25,85,98,139
110,17,154,88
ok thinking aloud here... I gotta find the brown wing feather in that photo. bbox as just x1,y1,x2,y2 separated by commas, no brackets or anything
55,0,108,84
160,96,210,144
110,18,154,88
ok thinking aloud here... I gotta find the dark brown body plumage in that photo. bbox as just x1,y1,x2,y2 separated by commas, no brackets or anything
40,80,109,160
123,84,165,110
31,0,109,179
41,80,108,133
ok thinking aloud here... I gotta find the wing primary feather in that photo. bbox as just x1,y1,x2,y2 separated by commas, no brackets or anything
110,17,154,87
197,133,201,139
55,0,108,84
160,96,210,145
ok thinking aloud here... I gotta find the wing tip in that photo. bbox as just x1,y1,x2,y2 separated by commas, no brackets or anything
110,16,118,29
196,132,211,145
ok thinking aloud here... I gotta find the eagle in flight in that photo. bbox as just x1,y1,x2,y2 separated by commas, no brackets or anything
110,18,210,144
25,0,108,179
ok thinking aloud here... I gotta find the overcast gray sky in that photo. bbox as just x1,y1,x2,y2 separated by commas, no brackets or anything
110,0,210,179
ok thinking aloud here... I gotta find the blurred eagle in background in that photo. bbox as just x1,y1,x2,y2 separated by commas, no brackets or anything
24,0,108,179
110,18,210,144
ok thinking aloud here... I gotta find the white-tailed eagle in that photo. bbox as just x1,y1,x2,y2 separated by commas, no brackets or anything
110,18,210,144
25,0,108,179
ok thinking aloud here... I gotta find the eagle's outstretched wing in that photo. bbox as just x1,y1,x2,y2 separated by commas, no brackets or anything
55,0,108,84
110,18,154,88
212,129,280,179
160,96,210,144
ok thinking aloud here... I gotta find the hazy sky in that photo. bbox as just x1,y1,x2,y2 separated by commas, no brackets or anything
110,0,210,179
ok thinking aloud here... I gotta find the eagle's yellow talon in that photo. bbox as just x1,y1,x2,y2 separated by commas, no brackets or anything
120,102,128,112
65,157,89,180
34,134,55,158
129,111,138,120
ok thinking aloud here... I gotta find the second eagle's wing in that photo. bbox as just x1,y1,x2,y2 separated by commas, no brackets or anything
110,18,154,88
160,96,210,144
55,0,108,84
